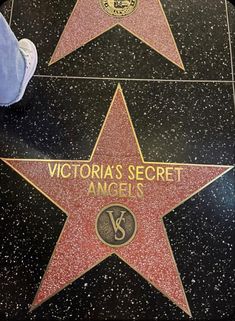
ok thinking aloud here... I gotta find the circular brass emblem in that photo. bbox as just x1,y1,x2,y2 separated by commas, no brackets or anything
100,0,138,18
96,204,137,247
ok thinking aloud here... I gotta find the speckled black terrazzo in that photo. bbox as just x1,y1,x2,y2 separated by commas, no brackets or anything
0,79,234,164
0,79,234,320
228,0,235,70
10,0,232,80
0,0,235,321
0,0,11,22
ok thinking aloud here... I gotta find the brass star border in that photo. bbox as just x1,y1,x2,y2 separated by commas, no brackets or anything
1,86,233,317
49,0,185,69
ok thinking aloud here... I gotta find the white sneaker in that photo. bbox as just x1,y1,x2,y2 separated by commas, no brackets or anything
13,38,38,104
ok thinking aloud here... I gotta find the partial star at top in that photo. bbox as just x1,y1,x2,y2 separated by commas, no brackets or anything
50,0,184,69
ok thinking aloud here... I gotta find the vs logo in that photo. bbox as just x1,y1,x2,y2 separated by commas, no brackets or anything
108,210,126,241
96,204,137,247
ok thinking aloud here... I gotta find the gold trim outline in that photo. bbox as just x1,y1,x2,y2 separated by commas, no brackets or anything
49,0,185,70
1,85,233,317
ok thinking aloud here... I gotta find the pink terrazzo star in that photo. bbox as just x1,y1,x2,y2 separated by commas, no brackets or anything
50,0,184,69
1,85,232,316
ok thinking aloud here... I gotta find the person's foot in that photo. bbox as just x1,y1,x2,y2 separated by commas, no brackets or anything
0,39,38,107
15,38,38,103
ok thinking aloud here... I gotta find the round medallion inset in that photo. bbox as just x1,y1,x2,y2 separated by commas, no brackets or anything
100,0,139,18
96,204,137,247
